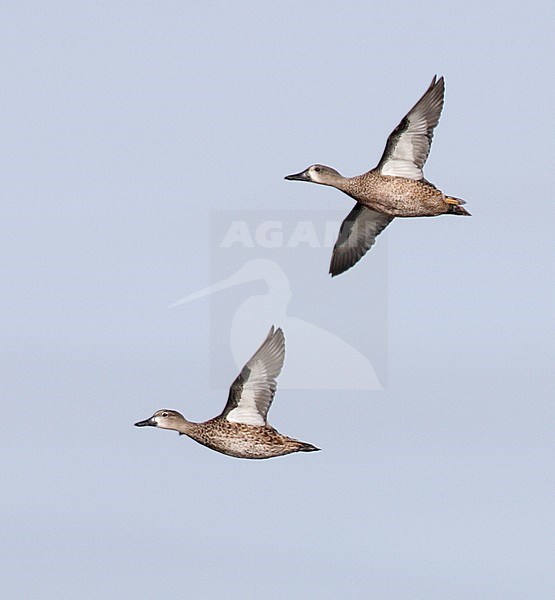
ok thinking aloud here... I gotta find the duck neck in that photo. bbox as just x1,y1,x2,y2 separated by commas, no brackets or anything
174,418,197,436
325,172,352,193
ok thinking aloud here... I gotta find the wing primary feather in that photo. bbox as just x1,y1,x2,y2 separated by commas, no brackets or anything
375,76,445,180
330,205,393,276
220,327,285,426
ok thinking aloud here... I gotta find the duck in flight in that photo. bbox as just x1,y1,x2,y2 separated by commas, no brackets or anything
285,76,470,276
134,327,319,459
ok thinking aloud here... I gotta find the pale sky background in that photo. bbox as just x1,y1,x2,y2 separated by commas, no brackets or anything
2,1,555,599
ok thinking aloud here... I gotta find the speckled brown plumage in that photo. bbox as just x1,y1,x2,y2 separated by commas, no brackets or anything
340,172,464,217
134,327,320,460
177,418,318,460
285,76,470,276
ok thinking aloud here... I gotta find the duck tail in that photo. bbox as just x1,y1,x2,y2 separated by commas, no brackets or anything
450,204,471,216
298,442,320,453
444,196,471,216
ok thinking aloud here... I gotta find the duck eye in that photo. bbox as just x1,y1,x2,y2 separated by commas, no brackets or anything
162,412,168,417
314,167,321,172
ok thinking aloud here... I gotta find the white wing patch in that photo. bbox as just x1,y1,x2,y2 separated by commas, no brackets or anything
377,76,445,181
224,327,285,426
379,119,434,179
226,362,270,426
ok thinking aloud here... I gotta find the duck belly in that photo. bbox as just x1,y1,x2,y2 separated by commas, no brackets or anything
190,423,300,459
354,176,450,217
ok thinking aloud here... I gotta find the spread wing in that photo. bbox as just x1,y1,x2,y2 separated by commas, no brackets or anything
375,76,445,180
329,204,393,277
220,326,285,426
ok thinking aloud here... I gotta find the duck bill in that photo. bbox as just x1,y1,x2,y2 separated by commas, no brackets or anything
284,169,310,181
134,417,156,427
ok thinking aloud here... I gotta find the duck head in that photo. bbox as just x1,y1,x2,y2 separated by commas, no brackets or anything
134,409,186,433
285,164,343,186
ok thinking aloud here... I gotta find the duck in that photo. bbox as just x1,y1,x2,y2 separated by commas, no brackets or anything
134,326,320,459
285,76,470,277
